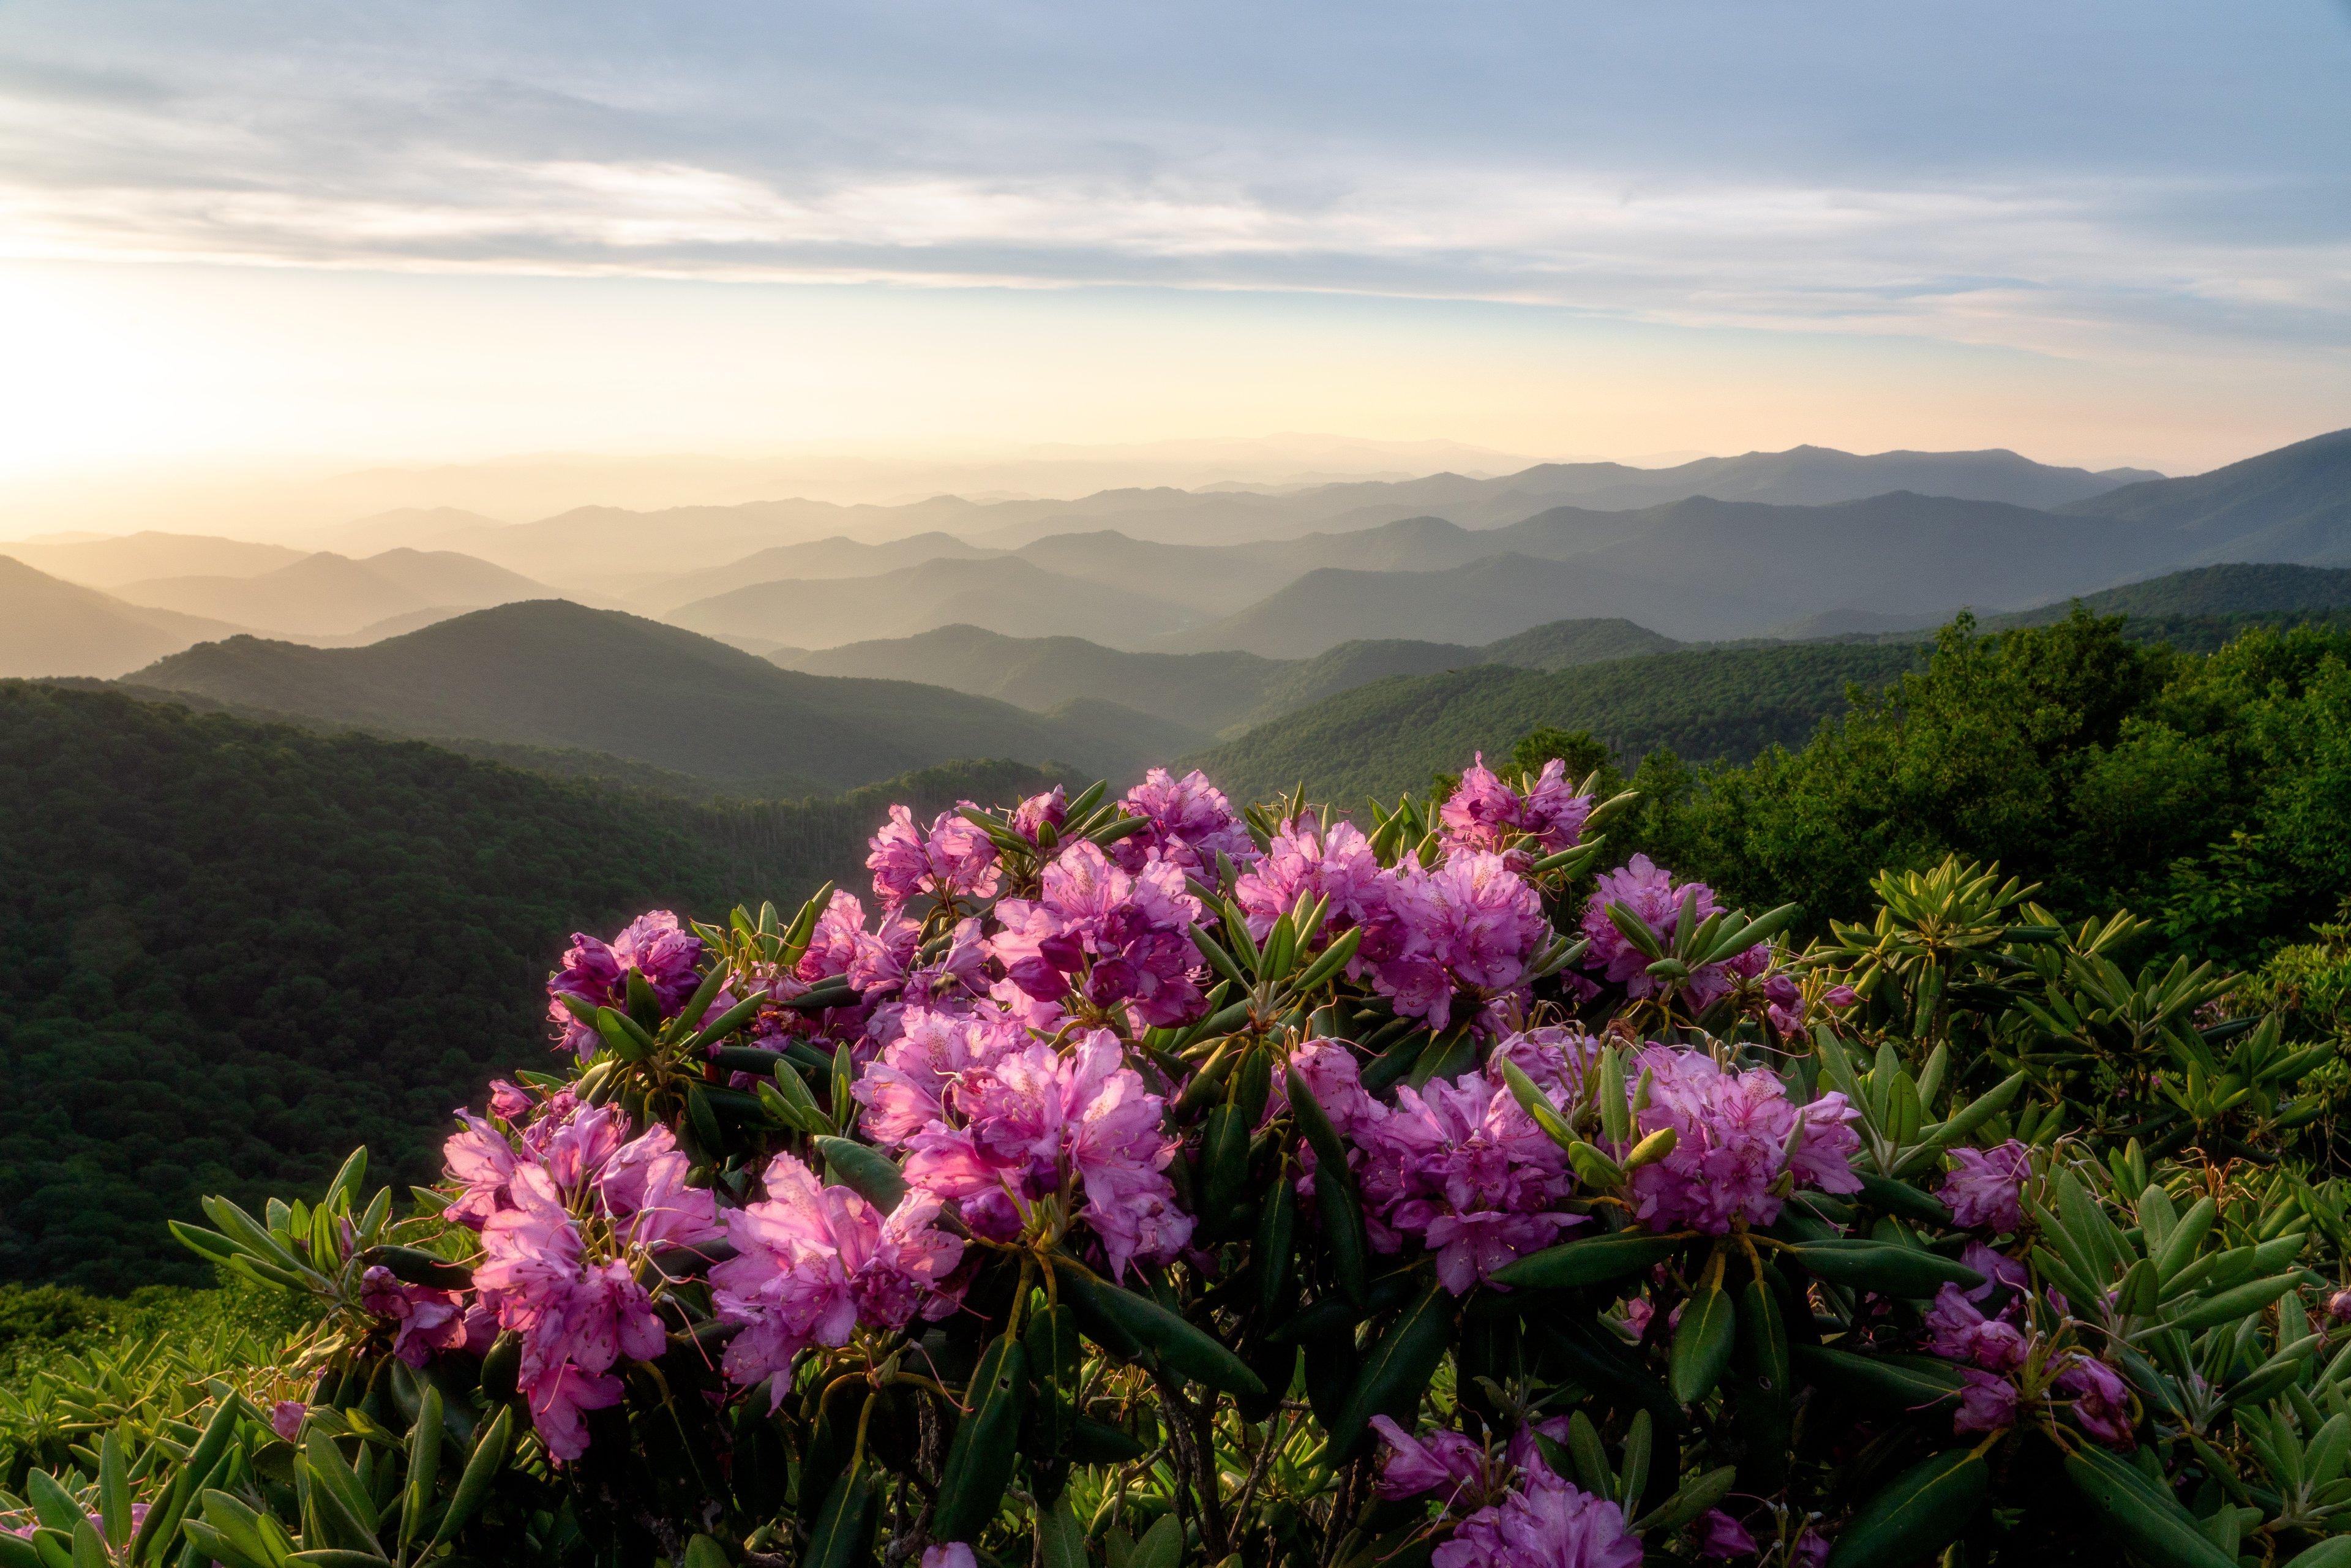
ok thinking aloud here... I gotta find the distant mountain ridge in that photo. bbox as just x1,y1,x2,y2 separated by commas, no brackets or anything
780,615,1678,736
0,557,256,679
124,600,1198,790
112,549,558,637
666,555,1201,650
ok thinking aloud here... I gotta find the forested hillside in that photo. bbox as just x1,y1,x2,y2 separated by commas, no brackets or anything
1190,640,1922,802
1625,611,2351,966
0,683,1048,1289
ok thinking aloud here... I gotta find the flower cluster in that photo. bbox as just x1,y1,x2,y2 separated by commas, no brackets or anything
1921,1253,2132,1447
1621,1046,1862,1233
1111,767,1256,874
710,1153,964,1404
989,840,1208,1030
546,911,704,1059
1940,1140,2034,1232
1439,755,1594,864
868,803,1001,913
1350,1060,1582,1293
1376,851,1554,1029
867,1022,1194,1278
1581,856,1765,1009
436,1093,722,1458
1374,1417,1643,1568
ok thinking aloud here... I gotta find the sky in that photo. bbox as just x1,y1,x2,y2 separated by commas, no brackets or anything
2,0,2349,497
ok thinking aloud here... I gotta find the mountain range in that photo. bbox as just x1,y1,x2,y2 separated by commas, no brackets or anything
123,601,1199,791
111,549,557,638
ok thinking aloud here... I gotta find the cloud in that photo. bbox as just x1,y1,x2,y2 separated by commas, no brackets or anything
2,0,2348,362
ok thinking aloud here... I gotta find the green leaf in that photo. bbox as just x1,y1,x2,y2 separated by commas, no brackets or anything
400,1382,443,1549
1288,1069,1368,1306
1329,1280,1455,1460
1254,1171,1297,1320
429,1404,512,1549
1057,1263,1265,1397
932,1335,1029,1542
97,1427,130,1549
682,1537,732,1568
1027,1304,1080,1454
1783,1239,1984,1298
1670,1283,1736,1406
1067,1414,1148,1465
1128,1513,1183,1568
1854,1173,1950,1228
1826,1450,1987,1568
1496,1057,1578,1152
2062,1447,2236,1568
1633,1465,1737,1535
2162,1273,2301,1337
1792,1345,1966,1413
2282,1542,2351,1568
359,1245,472,1291
801,1460,877,1568
812,1136,907,1210
1491,1229,1684,1289
1038,1497,1092,1568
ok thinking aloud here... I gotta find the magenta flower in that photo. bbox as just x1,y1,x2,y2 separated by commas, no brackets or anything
270,1400,306,1441
1375,852,1552,1029
1350,1068,1580,1293
1940,1142,2033,1232
868,803,1001,913
1924,1284,2028,1371
920,1548,980,1568
1433,1468,1643,1568
1955,1369,2019,1435
1009,786,1067,844
1622,1046,1862,1234
711,1153,965,1405
546,910,704,1059
1234,815,1391,943
1110,767,1256,874
360,1266,471,1367
896,1030,1192,1278
2057,1355,2134,1446
1580,857,1764,1009
853,1004,1029,1147
1439,755,1592,863
2329,1288,2351,1325
1372,1416,1492,1505
988,840,1207,1030
1698,1508,1758,1558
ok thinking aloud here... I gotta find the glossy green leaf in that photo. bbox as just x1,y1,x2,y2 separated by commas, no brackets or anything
1330,1280,1454,1460
933,1335,1028,1542
1784,1239,1984,1297
813,1136,907,1209
1057,1263,1264,1397
1670,1283,1736,1406
1492,1229,1682,1290
2062,1447,2236,1568
1826,1449,1987,1568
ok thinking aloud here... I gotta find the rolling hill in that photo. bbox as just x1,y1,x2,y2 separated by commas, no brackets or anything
1187,641,1925,805
666,554,1201,650
112,549,556,637
782,615,1682,735
2059,428,2351,565
632,531,1000,612
0,680,1056,1288
2020,562,2351,620
0,557,254,679
4,531,309,587
126,600,1195,790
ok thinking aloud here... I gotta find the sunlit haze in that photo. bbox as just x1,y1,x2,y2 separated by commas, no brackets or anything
3,1,2349,528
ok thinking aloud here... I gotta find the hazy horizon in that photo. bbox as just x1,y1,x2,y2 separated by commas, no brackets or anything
7,1,2350,523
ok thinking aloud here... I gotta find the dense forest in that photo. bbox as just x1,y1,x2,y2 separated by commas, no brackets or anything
1191,640,1922,801
1568,610,2351,967
0,684,1047,1289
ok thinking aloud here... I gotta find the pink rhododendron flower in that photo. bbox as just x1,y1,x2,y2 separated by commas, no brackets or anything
487,1080,534,1120
1349,1067,1580,1293
1009,787,1067,844
1235,815,1392,942
1374,852,1552,1029
891,1030,1192,1278
1622,1046,1861,1234
1434,1468,1643,1568
1924,1284,2029,1371
1698,1508,1758,1558
1580,857,1764,1008
1940,1142,2033,1232
711,1153,965,1405
2330,1288,2351,1325
1961,1241,2031,1303
868,804,1001,913
1111,767,1256,873
989,840,1208,1030
1373,1415,1493,1504
271,1400,306,1441
1440,756,1592,863
546,910,703,1059
1955,1369,2019,1435
360,1265,471,1367
2057,1355,2134,1446
920,1548,979,1568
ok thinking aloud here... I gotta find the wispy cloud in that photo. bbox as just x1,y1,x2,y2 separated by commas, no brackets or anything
4,1,2348,361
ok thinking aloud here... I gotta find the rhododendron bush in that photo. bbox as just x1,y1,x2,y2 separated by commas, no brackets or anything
13,760,2351,1568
